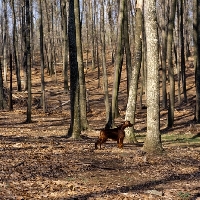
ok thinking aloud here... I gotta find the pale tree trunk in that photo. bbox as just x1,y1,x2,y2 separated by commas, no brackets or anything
125,0,143,144
140,23,147,108
3,0,8,86
68,0,81,138
44,0,53,76
0,59,4,110
100,0,110,127
60,0,69,93
143,0,163,154
90,1,95,70
167,0,177,128
124,0,132,94
51,3,57,81
74,0,89,131
51,3,55,79
39,0,46,113
111,0,125,126
11,0,21,92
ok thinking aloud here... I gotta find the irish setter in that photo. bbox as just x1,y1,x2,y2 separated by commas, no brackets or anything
95,121,133,149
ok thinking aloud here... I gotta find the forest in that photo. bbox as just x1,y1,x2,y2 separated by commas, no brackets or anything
0,0,199,199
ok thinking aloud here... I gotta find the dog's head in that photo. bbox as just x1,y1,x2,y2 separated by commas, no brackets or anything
124,121,133,127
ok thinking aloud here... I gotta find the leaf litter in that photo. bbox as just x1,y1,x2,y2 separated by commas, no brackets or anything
0,62,200,199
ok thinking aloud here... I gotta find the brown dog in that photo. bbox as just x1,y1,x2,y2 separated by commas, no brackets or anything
95,121,133,149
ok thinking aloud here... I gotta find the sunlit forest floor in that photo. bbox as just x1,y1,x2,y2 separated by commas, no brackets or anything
0,56,200,199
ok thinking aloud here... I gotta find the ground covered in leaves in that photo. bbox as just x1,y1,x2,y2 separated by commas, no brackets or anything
0,59,200,199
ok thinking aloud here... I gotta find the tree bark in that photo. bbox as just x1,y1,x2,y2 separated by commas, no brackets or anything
125,0,143,143
74,0,89,131
161,0,167,108
39,0,46,113
143,0,163,154
11,0,21,92
26,0,32,123
0,59,4,110
100,0,110,127
68,0,81,138
60,0,69,93
195,0,200,122
111,0,125,126
167,0,177,128
3,0,8,86
9,54,13,111
180,0,187,102
124,0,132,93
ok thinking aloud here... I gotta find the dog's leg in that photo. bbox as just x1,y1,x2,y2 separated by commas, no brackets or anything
99,138,108,149
95,140,99,149
118,138,124,149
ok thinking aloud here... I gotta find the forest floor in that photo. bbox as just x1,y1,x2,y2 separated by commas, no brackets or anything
0,56,200,200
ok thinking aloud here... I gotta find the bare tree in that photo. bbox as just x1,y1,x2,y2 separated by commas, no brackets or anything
2,0,8,86
194,0,200,122
25,0,32,123
0,59,4,110
125,0,143,143
124,0,132,93
10,0,22,92
110,0,125,126
68,0,81,138
143,0,163,153
74,0,89,131
9,54,13,111
60,0,69,93
161,0,167,108
100,0,110,126
39,0,46,113
167,0,177,128
180,0,187,102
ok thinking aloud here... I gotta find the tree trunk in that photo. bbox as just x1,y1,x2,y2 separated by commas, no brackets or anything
3,0,8,86
100,0,110,127
9,54,13,111
125,0,143,144
0,59,4,110
26,0,32,123
90,1,95,70
193,0,197,76
11,0,21,92
194,0,200,122
143,0,163,154
22,4,28,91
39,0,46,113
167,0,177,128
111,0,125,126
161,0,167,108
68,0,81,138
60,0,69,93
74,0,88,131
176,1,181,105
124,0,132,94
107,0,116,64
180,0,187,102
